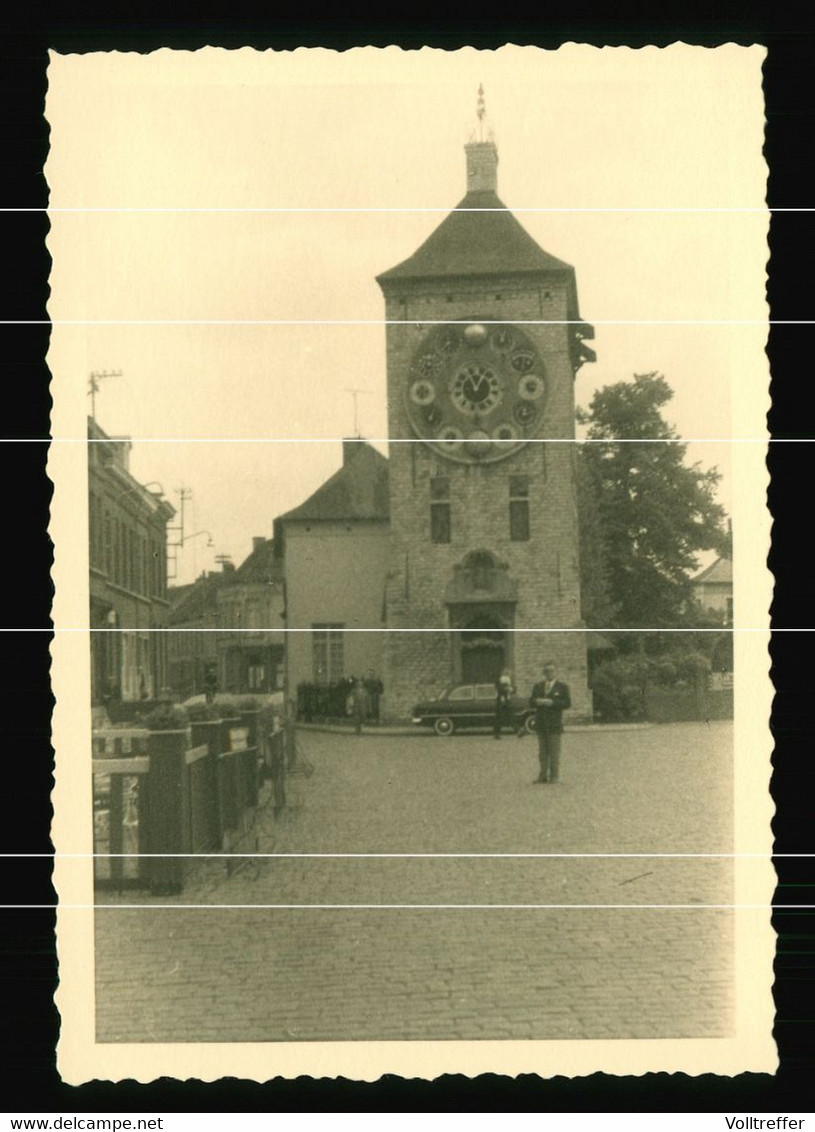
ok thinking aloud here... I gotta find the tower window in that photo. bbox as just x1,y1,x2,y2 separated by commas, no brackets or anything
509,475,530,541
430,476,451,544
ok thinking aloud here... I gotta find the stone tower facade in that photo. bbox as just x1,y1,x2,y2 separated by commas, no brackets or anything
376,124,595,720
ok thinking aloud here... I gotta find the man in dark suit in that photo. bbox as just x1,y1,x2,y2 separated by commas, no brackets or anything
530,661,571,784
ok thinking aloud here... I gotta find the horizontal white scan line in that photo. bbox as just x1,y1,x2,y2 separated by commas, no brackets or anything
25,433,784,447
33,627,775,633
60,437,771,445
13,852,778,858
12,318,782,326
23,903,806,910
28,206,781,213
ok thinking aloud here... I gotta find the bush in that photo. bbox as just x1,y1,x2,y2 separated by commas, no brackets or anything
144,704,189,731
186,702,221,722
674,651,712,684
592,645,719,721
592,657,654,721
591,661,646,722
651,659,678,686
215,697,241,718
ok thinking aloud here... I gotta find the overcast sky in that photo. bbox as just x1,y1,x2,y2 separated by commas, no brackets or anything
46,45,767,584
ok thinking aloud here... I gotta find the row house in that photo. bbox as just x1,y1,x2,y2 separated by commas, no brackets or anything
216,537,286,695
165,568,230,701
166,538,285,700
88,418,175,706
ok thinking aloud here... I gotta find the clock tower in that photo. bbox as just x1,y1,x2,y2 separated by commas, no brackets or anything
376,94,596,719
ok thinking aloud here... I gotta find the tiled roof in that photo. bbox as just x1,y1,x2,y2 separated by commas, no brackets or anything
277,444,389,524
693,557,733,586
167,573,225,623
235,538,284,583
376,190,574,284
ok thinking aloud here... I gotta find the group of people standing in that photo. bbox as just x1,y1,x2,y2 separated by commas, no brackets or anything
493,663,571,785
348,672,385,734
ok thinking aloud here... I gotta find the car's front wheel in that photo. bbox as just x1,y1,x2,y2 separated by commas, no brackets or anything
433,716,455,737
522,713,537,734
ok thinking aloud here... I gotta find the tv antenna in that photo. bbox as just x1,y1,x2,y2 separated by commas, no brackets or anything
88,369,122,423
343,387,372,438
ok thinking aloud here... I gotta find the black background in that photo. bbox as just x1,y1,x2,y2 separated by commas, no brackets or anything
1,9,813,1113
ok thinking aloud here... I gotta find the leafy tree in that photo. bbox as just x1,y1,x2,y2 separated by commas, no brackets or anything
577,372,729,629
575,451,618,627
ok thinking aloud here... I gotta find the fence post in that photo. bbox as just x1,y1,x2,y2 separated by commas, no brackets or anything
238,710,261,809
146,728,190,895
271,728,287,817
218,718,240,836
189,719,223,851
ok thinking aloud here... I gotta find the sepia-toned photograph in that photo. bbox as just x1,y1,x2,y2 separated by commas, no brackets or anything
47,45,774,1082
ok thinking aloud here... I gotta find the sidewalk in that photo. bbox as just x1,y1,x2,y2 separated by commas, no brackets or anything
296,720,654,736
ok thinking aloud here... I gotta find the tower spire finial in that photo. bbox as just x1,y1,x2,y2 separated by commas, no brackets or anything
465,83,498,192
476,82,486,140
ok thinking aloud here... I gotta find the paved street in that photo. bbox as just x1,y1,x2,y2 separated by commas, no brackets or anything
95,721,734,1042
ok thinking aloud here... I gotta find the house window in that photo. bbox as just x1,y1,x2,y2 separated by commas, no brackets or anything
129,529,137,591
89,493,98,566
509,475,530,541
113,519,121,584
104,513,112,577
247,664,266,691
430,476,451,544
246,599,265,631
312,624,345,684
141,537,148,596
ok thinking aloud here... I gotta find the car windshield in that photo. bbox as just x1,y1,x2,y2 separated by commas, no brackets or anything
475,684,497,699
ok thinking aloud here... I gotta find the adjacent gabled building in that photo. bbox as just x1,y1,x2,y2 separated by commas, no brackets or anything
692,556,733,626
274,441,390,694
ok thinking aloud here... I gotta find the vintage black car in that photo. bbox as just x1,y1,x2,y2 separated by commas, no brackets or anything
411,683,537,736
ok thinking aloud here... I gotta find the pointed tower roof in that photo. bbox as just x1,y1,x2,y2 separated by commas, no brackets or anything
377,87,575,288
376,193,574,284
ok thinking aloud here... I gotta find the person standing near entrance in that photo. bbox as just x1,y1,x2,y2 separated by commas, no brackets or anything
204,663,218,705
530,661,571,783
351,677,369,735
493,668,516,739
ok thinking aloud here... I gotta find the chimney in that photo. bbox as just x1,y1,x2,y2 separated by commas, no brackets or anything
107,436,133,472
252,536,266,553
464,140,498,193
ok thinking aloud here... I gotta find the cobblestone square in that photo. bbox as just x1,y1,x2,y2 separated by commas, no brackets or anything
95,721,734,1043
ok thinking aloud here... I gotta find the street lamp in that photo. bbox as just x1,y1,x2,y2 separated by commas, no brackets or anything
179,530,214,548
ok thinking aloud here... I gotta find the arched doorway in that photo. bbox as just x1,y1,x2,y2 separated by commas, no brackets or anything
459,618,507,683
445,550,517,685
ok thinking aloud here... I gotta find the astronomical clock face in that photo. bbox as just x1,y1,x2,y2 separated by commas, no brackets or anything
405,320,547,463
